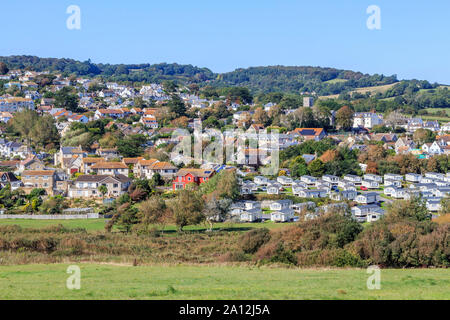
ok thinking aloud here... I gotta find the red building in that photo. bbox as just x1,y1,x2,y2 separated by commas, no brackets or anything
172,168,215,190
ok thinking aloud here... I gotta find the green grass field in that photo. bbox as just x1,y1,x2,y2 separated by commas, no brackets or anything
0,219,294,233
0,264,448,300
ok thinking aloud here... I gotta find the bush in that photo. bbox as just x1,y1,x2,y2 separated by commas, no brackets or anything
240,228,271,254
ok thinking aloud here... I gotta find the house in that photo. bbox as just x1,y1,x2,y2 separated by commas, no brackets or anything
54,146,87,167
270,200,293,211
0,172,22,190
240,209,262,222
172,168,214,190
395,138,416,154
384,179,402,187
96,148,119,160
426,199,442,212
296,189,328,198
292,202,316,213
343,174,362,184
18,156,44,173
425,172,446,181
405,173,422,183
361,180,379,189
68,174,131,199
94,109,125,120
277,176,293,185
300,175,317,185
322,175,339,184
254,176,269,185
384,173,403,182
68,114,89,123
434,187,450,198
270,209,294,223
90,162,129,176
266,182,282,195
355,192,379,204
134,159,177,179
330,190,357,201
353,112,383,129
140,116,158,129
363,174,383,183
351,205,385,223
81,157,106,174
21,170,56,195
289,128,326,141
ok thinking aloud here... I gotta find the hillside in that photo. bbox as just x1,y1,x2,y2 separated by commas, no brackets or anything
0,55,398,95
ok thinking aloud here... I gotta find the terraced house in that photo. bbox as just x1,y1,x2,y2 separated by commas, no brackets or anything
133,159,177,179
90,162,129,176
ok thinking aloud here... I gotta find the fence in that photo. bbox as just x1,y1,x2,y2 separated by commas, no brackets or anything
0,213,100,220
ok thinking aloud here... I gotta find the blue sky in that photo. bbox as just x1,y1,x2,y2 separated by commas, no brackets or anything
1,0,450,83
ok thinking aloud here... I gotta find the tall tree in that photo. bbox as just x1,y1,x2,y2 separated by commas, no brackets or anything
335,106,354,130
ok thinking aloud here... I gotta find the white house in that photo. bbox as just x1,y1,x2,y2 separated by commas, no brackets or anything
270,200,293,211
384,173,403,181
277,176,293,185
322,175,339,184
300,175,317,185
384,179,402,187
254,176,269,185
405,173,422,183
361,180,379,189
270,208,295,222
240,208,262,222
363,174,383,183
355,192,379,204
343,174,362,184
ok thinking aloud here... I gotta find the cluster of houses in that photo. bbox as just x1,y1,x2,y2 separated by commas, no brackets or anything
236,171,450,223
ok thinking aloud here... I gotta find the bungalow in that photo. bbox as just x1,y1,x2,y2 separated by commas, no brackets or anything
351,205,385,223
330,190,357,201
254,176,269,186
384,173,404,181
135,160,177,179
343,174,362,185
267,182,282,195
426,200,442,212
94,109,125,120
270,200,293,211
384,179,402,188
424,172,446,181
355,192,379,204
361,180,379,189
363,174,383,183
277,176,293,185
434,187,450,198
300,175,317,185
296,189,328,198
240,208,263,223
405,173,422,183
322,175,339,185
292,202,316,213
270,208,295,223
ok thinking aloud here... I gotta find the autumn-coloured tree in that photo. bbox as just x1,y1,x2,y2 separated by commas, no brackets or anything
253,107,269,126
319,149,338,163
365,161,378,174
335,106,354,130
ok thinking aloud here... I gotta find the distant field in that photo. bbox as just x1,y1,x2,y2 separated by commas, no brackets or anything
324,79,348,84
0,219,294,233
319,83,397,100
0,264,448,300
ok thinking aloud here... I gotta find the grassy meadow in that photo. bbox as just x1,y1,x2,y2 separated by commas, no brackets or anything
0,263,448,300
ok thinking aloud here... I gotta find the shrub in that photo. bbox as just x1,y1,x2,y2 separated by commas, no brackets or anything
240,228,271,254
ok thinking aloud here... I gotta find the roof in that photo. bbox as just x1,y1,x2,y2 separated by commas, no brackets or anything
91,162,128,169
82,157,106,164
292,128,325,137
122,157,144,165
75,174,131,183
176,168,214,178
22,170,55,176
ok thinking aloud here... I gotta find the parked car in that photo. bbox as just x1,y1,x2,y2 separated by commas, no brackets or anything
360,186,368,191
